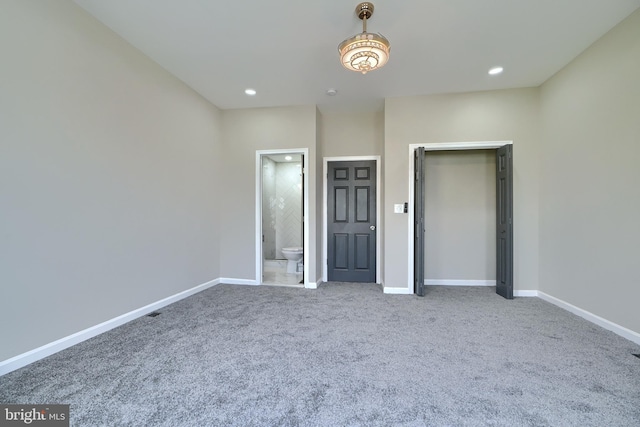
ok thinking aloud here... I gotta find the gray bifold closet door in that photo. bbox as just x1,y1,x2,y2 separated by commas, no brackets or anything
496,144,514,299
414,147,425,296
414,145,513,299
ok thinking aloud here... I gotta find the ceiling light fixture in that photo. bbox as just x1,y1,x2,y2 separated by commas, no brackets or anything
338,2,390,74
285,155,292,161
244,88,257,96
488,67,504,75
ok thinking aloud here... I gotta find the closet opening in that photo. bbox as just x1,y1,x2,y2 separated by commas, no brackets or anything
410,142,513,299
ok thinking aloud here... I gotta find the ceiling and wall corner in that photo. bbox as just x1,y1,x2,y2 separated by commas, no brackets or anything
73,0,640,112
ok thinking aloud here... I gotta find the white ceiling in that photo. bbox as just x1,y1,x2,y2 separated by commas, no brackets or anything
266,154,302,163
74,0,640,113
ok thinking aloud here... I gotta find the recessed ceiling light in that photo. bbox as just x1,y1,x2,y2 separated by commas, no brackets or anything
326,88,338,96
244,88,257,96
285,155,292,161
488,66,504,75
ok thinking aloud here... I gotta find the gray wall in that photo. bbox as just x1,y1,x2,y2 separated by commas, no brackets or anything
319,111,385,282
539,8,640,333
384,88,541,291
424,151,496,281
315,108,324,284
0,1,222,361
320,112,384,157
220,106,318,282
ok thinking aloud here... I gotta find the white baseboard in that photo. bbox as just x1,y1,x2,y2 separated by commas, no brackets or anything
222,277,318,288
306,278,321,289
4,281,637,376
383,286,413,295
219,278,259,286
514,290,538,297
0,278,220,377
537,291,640,346
425,279,496,287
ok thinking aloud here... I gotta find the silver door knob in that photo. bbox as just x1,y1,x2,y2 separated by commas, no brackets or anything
370,225,376,230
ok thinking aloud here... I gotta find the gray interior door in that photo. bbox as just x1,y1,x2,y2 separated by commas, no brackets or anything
496,144,514,299
327,160,376,282
414,147,426,296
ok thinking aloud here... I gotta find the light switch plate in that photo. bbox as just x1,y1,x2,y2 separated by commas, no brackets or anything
394,204,404,213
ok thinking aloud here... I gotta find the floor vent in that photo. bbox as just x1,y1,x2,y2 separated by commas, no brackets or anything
147,312,161,318
633,354,640,359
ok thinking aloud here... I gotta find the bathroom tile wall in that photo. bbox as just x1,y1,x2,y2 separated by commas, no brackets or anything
262,157,277,260
275,162,302,257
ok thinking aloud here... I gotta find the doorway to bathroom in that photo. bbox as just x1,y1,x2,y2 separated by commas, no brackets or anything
256,149,309,287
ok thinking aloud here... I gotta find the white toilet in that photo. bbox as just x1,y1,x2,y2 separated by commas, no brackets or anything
281,247,303,274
